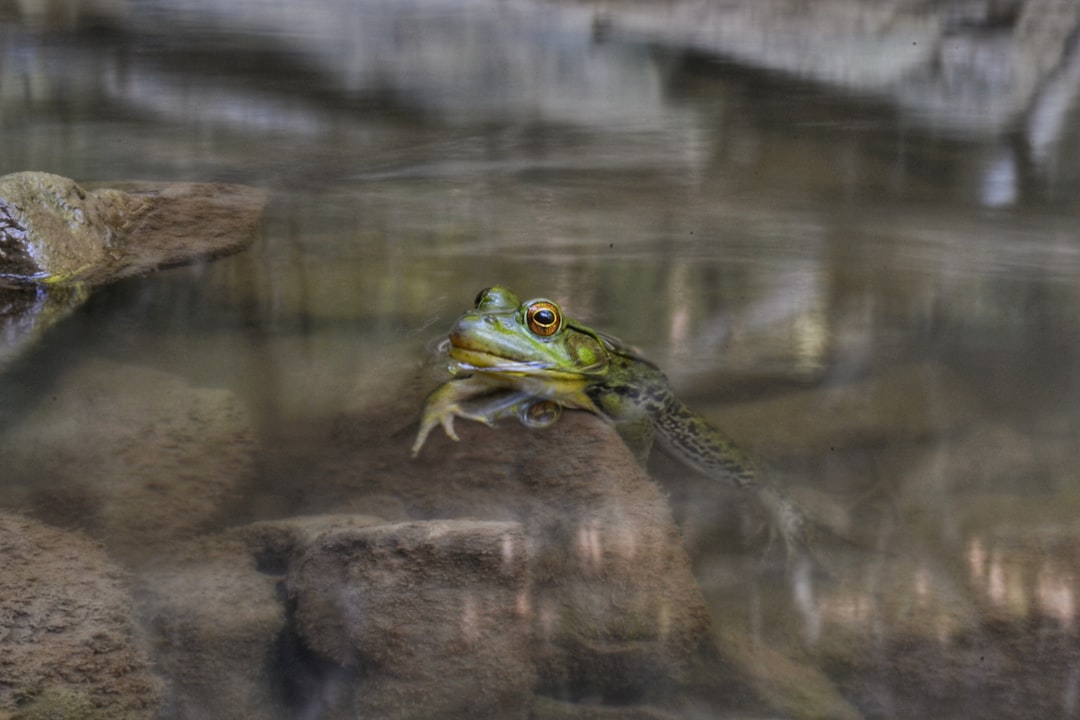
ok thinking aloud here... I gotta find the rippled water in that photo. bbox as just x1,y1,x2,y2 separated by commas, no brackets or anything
2,2,1080,719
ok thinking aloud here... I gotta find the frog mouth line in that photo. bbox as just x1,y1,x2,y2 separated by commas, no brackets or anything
447,344,583,380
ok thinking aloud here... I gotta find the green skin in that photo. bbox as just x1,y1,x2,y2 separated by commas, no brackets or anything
413,286,814,556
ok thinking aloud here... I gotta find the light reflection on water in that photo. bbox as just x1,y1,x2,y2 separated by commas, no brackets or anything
2,2,1080,719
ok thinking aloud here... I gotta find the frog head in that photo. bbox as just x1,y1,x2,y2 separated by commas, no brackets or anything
446,286,613,380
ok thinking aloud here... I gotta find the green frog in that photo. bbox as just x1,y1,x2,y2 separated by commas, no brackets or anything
412,285,818,558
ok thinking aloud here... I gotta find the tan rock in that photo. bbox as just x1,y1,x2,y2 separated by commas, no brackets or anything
314,402,713,701
289,519,537,719
0,359,257,562
0,172,266,285
134,534,285,720
0,512,164,719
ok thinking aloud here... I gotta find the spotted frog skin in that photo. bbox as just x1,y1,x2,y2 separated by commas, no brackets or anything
413,286,816,557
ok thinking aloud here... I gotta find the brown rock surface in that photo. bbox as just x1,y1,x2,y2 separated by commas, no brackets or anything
312,398,714,702
0,171,266,285
0,172,266,370
0,512,164,719
0,172,135,282
288,519,537,720
135,532,286,720
0,358,257,562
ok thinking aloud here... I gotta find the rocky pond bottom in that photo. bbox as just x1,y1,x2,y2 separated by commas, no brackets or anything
3,353,1079,720
0,356,714,720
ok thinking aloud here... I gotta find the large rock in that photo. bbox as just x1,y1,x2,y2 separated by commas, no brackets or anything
0,358,257,562
143,397,716,717
137,507,698,719
288,519,536,720
311,399,714,704
0,512,164,719
136,514,535,720
0,172,135,283
135,532,288,720
0,171,266,285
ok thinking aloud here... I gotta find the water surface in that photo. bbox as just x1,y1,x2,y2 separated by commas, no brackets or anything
2,2,1080,718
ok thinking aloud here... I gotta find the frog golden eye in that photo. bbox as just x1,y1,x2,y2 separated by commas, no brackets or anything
526,301,561,337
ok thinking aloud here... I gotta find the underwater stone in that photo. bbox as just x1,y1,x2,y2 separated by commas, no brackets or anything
289,519,537,720
135,535,285,720
309,405,714,704
133,516,384,720
0,512,164,718
135,515,535,720
0,359,258,563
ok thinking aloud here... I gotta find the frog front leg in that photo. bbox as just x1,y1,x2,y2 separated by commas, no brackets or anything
411,376,501,456
412,378,566,456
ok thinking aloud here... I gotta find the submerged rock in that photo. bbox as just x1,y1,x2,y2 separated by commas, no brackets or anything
137,514,535,720
0,512,164,719
0,359,257,563
289,519,536,720
135,516,383,720
132,405,715,719
314,400,714,707
135,533,287,720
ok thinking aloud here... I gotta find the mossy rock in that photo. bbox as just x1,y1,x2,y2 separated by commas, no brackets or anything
0,171,266,286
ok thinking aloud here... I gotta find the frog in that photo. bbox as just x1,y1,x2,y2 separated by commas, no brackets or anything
412,285,820,560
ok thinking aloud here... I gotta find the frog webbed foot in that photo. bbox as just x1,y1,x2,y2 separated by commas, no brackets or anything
411,378,561,457
411,376,499,457
411,402,500,457
411,408,460,456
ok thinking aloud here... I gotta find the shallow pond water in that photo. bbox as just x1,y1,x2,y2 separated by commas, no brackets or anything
2,2,1080,719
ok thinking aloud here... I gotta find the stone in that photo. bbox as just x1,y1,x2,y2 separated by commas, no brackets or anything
135,514,534,720
0,172,266,286
288,519,536,720
131,515,434,720
0,172,266,370
181,503,709,717
134,533,286,720
0,172,136,282
310,401,714,704
80,179,267,283
0,512,164,719
0,358,257,562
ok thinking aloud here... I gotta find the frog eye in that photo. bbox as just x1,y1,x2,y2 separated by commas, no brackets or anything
526,301,561,337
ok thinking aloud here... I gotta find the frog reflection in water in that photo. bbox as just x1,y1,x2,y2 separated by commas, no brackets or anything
412,286,819,559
